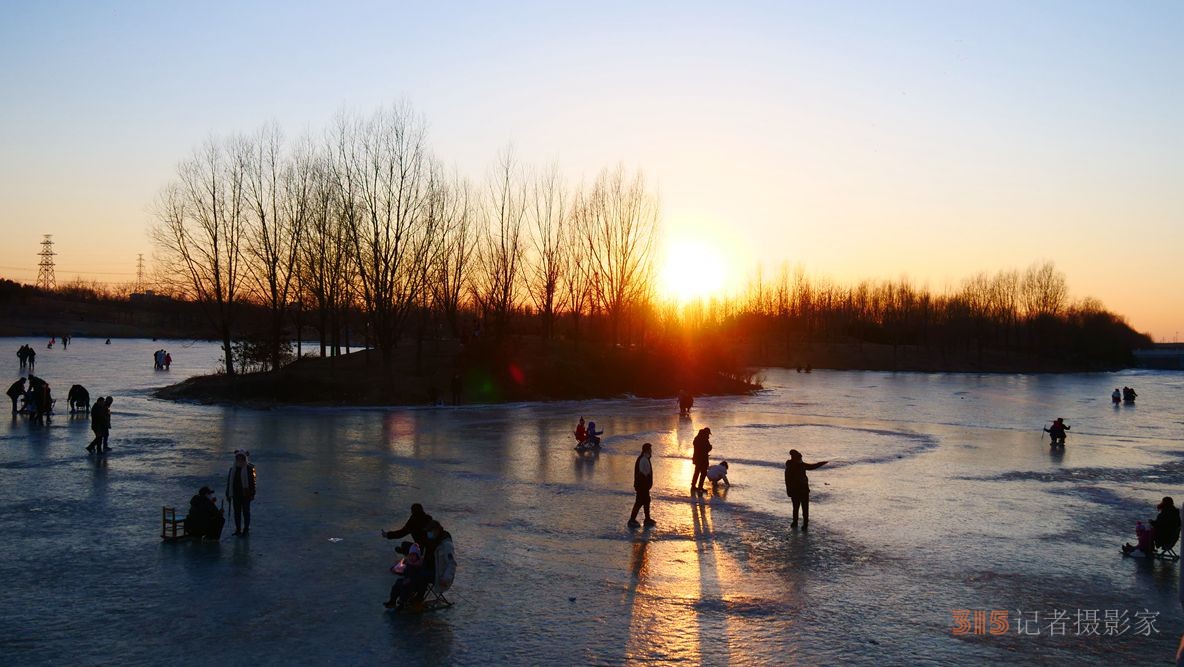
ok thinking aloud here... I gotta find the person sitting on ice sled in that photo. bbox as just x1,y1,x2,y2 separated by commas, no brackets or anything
1122,521,1156,557
574,418,587,445
1122,497,1181,558
581,421,603,448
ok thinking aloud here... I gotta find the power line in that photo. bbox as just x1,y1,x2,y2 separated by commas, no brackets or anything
0,265,137,276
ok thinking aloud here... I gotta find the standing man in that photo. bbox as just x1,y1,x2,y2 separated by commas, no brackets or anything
88,396,113,452
226,450,257,536
628,442,656,528
785,449,828,531
691,428,712,494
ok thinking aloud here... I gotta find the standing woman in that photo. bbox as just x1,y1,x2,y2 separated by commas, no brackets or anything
785,449,828,530
691,428,712,494
226,450,257,536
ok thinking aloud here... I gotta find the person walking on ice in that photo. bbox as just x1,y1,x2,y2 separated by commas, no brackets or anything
628,442,656,529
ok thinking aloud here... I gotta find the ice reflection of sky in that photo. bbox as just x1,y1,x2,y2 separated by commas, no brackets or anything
1,338,1182,664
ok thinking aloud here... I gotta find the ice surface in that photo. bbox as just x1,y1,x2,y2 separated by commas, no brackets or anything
1,337,1181,664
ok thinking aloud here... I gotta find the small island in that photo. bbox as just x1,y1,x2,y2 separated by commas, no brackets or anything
153,336,760,407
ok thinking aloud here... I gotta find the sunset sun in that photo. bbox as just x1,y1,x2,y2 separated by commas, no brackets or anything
658,239,728,304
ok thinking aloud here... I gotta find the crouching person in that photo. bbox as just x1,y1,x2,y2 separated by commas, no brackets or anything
184,486,225,542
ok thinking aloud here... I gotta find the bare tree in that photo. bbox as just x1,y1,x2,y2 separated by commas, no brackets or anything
525,162,568,341
151,137,247,375
471,148,527,337
431,172,477,338
299,150,355,357
330,104,439,386
561,194,594,340
580,166,659,345
241,126,312,370
1021,261,1068,318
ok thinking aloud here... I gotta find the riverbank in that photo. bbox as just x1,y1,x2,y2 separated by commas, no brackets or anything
154,337,761,407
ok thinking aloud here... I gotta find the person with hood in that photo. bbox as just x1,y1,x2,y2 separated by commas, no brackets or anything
382,503,433,546
785,449,829,530
628,442,656,528
184,486,225,541
574,418,587,445
1153,497,1181,553
6,378,25,414
226,450,257,536
691,428,712,494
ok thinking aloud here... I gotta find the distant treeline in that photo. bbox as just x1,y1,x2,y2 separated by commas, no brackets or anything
668,262,1151,369
126,101,1149,377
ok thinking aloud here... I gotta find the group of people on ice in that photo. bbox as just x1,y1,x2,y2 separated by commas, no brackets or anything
380,503,457,611
1111,386,1138,405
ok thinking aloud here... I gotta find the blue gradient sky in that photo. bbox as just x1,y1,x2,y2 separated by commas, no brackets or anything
1,1,1180,339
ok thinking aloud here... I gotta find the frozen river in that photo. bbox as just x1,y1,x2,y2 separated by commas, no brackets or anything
2,336,1182,665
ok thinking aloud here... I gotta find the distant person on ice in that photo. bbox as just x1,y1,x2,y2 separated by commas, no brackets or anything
226,450,257,536
678,390,693,416
785,449,828,530
574,418,587,445
164,352,172,370
6,377,25,414
691,427,712,494
1045,418,1069,445
1112,388,1121,405
584,420,603,447
628,442,656,529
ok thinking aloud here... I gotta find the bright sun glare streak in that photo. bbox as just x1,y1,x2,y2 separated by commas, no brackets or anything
658,239,727,304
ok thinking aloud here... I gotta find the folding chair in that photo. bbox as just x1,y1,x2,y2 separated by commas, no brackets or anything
1154,526,1180,561
421,583,454,610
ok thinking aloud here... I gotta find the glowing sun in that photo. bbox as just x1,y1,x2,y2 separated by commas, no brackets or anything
658,239,728,303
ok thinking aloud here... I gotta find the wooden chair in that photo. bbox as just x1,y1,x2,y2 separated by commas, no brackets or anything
161,506,189,542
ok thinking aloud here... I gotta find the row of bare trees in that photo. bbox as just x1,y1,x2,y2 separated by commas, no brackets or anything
679,260,1147,364
152,104,660,382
